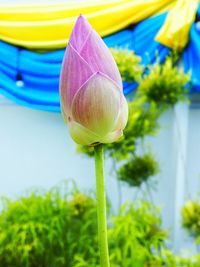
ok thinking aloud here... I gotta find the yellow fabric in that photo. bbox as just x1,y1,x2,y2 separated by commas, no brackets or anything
156,0,199,51
0,0,175,49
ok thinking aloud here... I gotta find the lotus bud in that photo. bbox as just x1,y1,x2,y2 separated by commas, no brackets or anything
60,15,128,146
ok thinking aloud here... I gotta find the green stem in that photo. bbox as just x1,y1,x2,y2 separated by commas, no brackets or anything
94,144,110,267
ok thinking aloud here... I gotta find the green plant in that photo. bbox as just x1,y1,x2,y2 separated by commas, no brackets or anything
138,57,190,107
149,250,200,267
111,48,144,84
108,201,167,267
182,200,200,242
1,185,200,267
0,185,98,267
0,185,170,267
117,153,159,187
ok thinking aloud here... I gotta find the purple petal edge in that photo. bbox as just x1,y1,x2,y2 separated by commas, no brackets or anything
59,42,93,115
69,15,92,53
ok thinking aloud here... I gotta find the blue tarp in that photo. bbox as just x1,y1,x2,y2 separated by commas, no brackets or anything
0,11,199,111
132,13,170,64
0,29,141,111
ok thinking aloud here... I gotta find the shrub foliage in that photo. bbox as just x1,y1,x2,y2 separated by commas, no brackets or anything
0,187,199,267
182,200,200,243
0,187,167,267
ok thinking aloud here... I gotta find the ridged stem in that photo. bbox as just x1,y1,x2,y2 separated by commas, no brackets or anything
94,144,110,267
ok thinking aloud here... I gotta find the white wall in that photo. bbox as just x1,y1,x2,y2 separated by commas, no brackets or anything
0,95,200,253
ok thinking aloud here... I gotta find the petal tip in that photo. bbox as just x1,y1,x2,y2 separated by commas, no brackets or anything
78,13,84,18
76,14,87,24
69,15,92,51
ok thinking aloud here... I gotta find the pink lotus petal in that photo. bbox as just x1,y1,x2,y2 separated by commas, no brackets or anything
113,95,128,131
68,120,100,145
99,129,123,144
60,15,128,145
60,43,93,115
69,15,92,52
71,72,121,137
79,29,122,89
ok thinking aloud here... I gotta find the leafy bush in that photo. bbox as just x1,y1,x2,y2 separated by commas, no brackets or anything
0,186,168,267
182,200,200,242
117,153,159,187
108,202,167,267
138,57,190,107
150,250,200,267
111,48,143,84
0,186,98,267
0,185,199,267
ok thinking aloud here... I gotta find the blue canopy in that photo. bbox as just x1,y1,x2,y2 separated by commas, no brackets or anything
0,28,140,111
132,12,170,65
0,11,199,111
